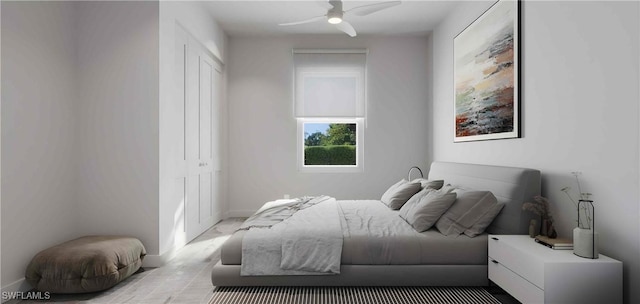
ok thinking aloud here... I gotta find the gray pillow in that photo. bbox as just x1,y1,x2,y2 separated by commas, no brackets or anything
399,189,457,232
405,184,455,207
381,179,421,210
411,179,444,190
435,190,505,237
403,187,434,208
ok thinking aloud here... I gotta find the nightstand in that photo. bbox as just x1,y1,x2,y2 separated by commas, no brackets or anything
488,234,622,304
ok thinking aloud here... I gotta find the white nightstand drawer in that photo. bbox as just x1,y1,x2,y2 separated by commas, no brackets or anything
489,257,544,304
489,235,622,304
488,236,544,288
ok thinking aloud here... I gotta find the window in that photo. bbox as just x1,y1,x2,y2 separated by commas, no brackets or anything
297,119,364,173
293,49,367,173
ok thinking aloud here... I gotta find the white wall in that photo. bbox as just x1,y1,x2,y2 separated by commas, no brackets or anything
1,0,226,291
1,1,78,292
227,35,430,215
75,2,160,255
431,1,639,302
158,1,228,259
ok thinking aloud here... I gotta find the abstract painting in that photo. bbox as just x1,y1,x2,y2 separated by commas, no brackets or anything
454,0,520,142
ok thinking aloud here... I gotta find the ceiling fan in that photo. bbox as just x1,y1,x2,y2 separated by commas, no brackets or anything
278,0,401,37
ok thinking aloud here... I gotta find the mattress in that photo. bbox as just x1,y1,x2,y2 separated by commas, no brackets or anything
221,200,487,266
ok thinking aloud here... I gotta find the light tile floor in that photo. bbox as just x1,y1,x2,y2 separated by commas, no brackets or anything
10,218,245,304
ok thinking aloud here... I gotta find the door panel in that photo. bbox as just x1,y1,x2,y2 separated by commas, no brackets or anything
175,27,222,243
200,58,213,162
199,56,214,224
200,173,212,221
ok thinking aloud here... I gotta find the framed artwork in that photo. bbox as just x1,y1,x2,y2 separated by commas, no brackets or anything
454,0,520,142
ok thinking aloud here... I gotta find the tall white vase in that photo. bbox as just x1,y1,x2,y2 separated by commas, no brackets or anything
573,227,599,259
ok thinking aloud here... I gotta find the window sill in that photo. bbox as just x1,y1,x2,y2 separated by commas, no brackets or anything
298,165,363,173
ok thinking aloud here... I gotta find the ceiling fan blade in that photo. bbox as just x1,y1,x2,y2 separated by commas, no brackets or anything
279,15,326,26
335,21,357,37
346,1,401,17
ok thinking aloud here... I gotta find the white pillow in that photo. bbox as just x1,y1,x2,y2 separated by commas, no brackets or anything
403,187,433,208
435,190,504,237
380,179,421,210
399,188,457,232
411,179,444,190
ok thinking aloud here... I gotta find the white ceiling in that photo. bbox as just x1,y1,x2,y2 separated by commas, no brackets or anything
204,1,460,37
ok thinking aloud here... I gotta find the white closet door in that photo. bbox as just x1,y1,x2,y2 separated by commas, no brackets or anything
177,26,222,243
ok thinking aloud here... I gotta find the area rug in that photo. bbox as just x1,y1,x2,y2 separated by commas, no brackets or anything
210,286,501,304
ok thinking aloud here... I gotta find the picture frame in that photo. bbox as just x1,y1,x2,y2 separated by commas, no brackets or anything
453,0,520,142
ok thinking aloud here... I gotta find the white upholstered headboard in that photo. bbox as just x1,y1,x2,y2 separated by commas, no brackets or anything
428,161,541,235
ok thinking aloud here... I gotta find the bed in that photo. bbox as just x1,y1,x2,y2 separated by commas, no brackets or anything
211,161,541,286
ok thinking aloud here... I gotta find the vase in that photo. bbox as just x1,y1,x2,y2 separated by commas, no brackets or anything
574,200,598,258
540,219,557,238
574,227,599,258
529,219,536,238
546,221,557,239
541,219,548,236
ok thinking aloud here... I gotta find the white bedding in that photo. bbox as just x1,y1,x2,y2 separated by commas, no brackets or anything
240,196,344,276
338,199,426,264
239,198,490,276
339,199,417,238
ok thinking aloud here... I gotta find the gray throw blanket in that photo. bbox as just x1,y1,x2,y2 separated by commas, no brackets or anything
237,196,325,231
240,196,344,276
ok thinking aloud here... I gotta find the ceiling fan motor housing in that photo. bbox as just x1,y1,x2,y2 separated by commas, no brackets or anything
327,1,344,24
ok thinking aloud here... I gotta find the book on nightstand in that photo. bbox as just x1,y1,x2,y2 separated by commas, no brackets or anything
534,235,573,250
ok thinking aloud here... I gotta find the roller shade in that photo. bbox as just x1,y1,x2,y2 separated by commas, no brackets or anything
294,49,367,118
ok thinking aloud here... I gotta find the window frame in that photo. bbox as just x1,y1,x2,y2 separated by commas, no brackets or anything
297,118,364,173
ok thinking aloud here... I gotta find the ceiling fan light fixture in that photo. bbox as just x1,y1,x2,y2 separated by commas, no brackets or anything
327,16,342,24
327,9,343,24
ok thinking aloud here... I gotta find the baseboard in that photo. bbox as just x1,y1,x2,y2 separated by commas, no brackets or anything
142,254,164,268
225,209,255,218
142,246,178,268
1,278,32,303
